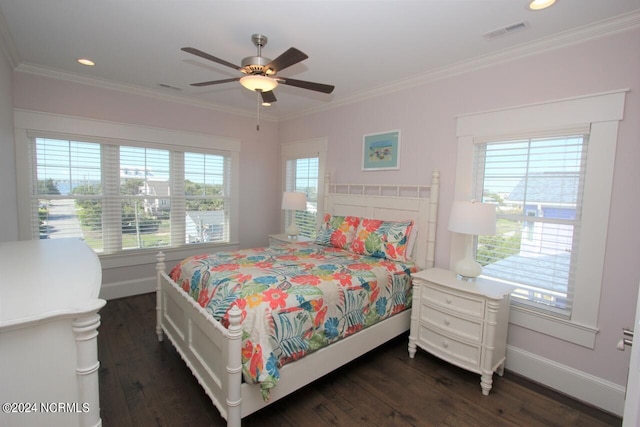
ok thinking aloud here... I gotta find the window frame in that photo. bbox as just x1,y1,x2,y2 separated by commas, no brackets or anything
14,109,240,266
281,138,327,237
472,134,588,318
284,156,319,238
453,90,626,348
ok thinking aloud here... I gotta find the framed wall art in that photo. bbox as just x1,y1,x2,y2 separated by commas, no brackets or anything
362,130,400,171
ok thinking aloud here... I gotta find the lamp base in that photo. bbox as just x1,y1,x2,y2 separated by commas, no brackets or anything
453,259,483,281
453,234,483,281
285,224,299,239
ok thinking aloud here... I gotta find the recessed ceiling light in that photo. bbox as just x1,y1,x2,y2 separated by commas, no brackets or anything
77,58,95,66
529,0,556,10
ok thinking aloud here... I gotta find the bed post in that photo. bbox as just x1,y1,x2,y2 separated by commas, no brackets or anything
426,169,440,269
226,306,243,427
322,171,331,218
155,251,165,342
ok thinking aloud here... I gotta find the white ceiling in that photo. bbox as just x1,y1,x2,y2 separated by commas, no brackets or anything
1,0,638,120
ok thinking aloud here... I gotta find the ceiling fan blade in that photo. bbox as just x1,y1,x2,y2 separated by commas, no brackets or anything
181,47,241,71
278,77,335,94
260,90,277,104
190,77,240,87
265,48,308,74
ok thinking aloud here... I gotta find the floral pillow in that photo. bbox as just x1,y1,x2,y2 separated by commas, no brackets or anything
314,214,360,250
350,218,414,261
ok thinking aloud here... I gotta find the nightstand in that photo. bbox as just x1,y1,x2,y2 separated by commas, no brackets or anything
408,267,514,395
268,233,313,247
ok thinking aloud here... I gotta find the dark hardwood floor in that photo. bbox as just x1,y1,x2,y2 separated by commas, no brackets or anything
97,293,621,426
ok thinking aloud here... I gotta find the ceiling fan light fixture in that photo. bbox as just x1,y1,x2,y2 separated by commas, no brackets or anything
240,75,278,92
529,0,556,10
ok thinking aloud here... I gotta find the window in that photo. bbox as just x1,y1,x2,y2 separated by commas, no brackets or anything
285,157,318,238
282,138,327,239
454,90,626,347
473,134,587,318
31,137,231,254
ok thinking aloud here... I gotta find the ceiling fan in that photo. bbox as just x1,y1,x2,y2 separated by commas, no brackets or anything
182,34,335,105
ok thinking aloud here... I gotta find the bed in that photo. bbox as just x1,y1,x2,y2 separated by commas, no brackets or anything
155,170,440,426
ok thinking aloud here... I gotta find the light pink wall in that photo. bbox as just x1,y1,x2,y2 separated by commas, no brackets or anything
6,26,639,390
11,73,282,249
279,28,640,386
0,49,17,242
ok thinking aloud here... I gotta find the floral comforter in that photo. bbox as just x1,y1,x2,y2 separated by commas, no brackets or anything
169,242,416,400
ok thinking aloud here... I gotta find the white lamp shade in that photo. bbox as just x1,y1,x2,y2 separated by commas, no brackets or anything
281,192,306,211
448,200,496,236
449,200,496,280
240,75,278,92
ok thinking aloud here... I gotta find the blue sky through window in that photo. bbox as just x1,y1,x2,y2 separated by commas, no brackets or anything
481,136,584,198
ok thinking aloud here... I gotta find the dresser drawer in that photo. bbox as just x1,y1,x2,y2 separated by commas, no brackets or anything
420,303,483,343
422,284,485,318
418,324,481,370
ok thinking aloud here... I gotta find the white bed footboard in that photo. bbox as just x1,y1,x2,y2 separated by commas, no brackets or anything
155,170,440,426
156,251,243,426
156,255,412,425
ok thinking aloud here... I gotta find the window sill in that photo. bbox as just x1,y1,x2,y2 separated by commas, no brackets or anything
509,303,598,349
99,241,240,270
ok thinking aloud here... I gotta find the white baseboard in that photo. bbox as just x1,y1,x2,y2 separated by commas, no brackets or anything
98,278,627,417
506,345,625,417
99,277,155,300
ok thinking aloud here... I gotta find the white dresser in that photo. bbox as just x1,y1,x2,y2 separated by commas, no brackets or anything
408,267,514,395
0,239,105,427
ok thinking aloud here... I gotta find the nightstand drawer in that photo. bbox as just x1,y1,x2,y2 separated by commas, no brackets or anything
418,324,481,369
422,285,485,318
420,304,483,343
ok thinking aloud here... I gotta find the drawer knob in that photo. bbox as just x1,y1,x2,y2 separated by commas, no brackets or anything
445,297,452,304
442,340,449,348
444,318,450,326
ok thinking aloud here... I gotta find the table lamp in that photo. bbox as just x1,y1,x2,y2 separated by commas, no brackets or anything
448,200,497,281
281,192,307,238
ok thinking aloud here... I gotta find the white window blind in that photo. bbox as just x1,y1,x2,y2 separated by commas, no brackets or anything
473,134,588,318
183,152,230,244
34,138,103,247
285,156,319,238
32,137,231,254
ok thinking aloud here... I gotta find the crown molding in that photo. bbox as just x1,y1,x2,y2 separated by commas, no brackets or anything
6,9,640,124
280,10,640,122
13,62,278,123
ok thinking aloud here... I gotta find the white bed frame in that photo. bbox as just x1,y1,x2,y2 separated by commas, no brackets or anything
155,170,440,426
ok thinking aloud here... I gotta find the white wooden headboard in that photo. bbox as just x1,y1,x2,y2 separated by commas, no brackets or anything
323,169,440,270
